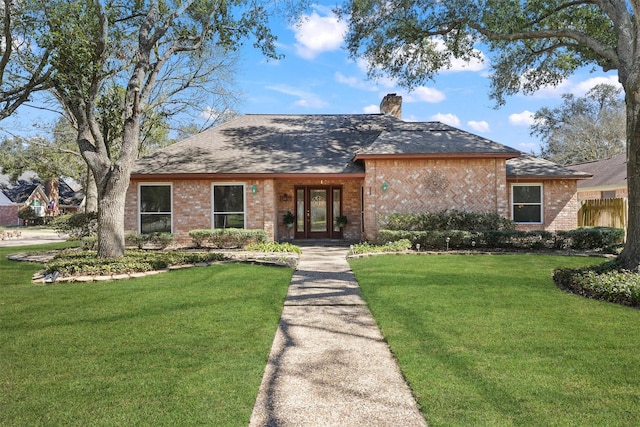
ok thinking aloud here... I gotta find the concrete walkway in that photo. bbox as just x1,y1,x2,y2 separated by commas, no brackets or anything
249,246,427,426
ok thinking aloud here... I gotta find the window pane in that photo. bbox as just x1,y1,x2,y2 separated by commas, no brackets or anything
141,185,171,212
141,214,171,233
513,186,541,204
296,188,305,232
310,189,327,232
333,188,341,232
513,205,541,223
213,214,244,229
214,185,244,212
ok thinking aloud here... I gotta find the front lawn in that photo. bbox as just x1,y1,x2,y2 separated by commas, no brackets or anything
0,243,292,426
349,254,640,427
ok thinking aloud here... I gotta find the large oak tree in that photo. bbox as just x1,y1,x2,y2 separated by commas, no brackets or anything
341,0,640,270
22,0,280,258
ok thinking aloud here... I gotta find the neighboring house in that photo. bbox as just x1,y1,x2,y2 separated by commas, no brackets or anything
125,94,591,243
567,154,628,229
0,176,85,226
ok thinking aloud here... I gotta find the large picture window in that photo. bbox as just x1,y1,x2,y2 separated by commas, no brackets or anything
139,184,172,233
212,184,245,228
512,184,543,223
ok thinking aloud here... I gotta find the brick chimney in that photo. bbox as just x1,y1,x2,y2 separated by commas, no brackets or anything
380,93,402,119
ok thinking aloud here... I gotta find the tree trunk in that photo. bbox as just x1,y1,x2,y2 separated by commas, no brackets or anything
619,87,640,270
84,167,98,213
95,168,131,258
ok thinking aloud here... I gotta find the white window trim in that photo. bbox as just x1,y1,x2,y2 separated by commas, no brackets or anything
511,183,544,224
138,183,173,233
211,183,246,229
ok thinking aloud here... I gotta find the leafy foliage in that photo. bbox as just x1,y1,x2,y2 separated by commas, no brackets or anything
49,212,98,239
350,239,412,254
245,242,302,254
125,232,174,249
378,227,624,252
384,209,515,231
188,228,268,248
532,84,625,165
554,261,640,307
44,249,227,276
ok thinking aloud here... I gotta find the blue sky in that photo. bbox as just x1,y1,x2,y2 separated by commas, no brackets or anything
2,3,621,155
233,3,621,155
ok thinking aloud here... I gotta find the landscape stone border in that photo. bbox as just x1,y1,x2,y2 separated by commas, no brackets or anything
6,250,299,284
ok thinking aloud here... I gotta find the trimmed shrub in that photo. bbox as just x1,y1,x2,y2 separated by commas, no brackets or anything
50,212,98,239
245,242,302,254
125,232,174,249
384,210,515,231
351,239,412,254
377,227,622,252
555,227,625,251
188,228,268,249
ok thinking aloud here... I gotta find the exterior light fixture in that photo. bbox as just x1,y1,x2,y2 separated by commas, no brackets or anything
416,243,420,252
251,185,257,195
382,182,388,193
445,236,451,251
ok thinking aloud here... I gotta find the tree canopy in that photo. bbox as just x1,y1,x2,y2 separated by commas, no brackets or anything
340,0,640,270
532,84,625,165
12,0,283,258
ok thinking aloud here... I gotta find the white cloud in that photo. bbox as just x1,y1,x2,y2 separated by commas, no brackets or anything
266,84,328,108
363,104,379,113
509,110,535,126
404,86,446,103
525,73,621,99
467,120,490,133
430,113,460,126
292,8,347,60
573,75,622,95
335,72,377,91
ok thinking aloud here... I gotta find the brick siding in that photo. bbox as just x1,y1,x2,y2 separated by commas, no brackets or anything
507,179,579,232
126,161,580,243
0,205,19,226
362,158,509,240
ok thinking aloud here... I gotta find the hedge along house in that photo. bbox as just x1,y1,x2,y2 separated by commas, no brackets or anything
125,94,591,243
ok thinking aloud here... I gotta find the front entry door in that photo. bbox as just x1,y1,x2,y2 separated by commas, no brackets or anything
294,186,342,239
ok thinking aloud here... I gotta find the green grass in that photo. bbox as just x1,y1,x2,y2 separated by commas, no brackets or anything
1,243,292,426
349,254,640,427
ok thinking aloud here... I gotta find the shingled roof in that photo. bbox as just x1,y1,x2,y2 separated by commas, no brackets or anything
507,154,592,180
132,113,585,179
565,153,626,189
133,114,397,176
355,122,520,158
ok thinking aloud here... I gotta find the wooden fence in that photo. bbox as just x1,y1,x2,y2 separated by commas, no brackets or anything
578,198,628,231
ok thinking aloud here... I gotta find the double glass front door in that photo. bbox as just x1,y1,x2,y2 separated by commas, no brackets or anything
294,186,342,239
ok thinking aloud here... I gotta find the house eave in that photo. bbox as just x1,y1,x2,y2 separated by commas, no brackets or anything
354,152,519,161
507,174,592,181
130,172,367,181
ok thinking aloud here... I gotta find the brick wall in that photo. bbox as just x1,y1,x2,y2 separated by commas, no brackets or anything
508,179,579,232
577,187,628,201
0,206,19,226
362,158,509,240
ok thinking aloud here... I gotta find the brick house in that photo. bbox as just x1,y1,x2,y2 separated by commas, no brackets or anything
0,176,85,226
125,94,590,242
